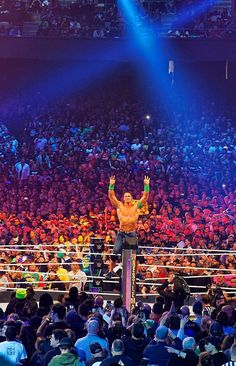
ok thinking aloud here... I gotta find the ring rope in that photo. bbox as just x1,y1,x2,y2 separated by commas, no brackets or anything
2,288,235,297
141,264,236,272
0,263,236,273
1,243,235,253
139,246,236,253
0,247,233,257
0,248,121,256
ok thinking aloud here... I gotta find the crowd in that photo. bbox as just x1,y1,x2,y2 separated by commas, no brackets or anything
168,6,232,39
0,80,235,296
0,0,234,38
0,286,235,365
0,36,234,365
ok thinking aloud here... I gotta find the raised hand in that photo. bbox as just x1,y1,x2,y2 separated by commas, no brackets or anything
144,176,150,185
180,315,189,328
159,312,169,326
110,176,116,185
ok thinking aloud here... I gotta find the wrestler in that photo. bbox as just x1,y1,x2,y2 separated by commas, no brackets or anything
108,175,150,254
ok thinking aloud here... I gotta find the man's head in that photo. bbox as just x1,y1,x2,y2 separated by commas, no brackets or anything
58,337,72,354
222,305,234,319
71,263,80,272
78,303,90,319
193,301,203,316
50,329,67,348
111,339,124,356
123,192,133,205
180,305,190,317
5,326,17,341
132,322,145,339
155,326,168,341
183,337,196,351
51,304,66,322
94,295,104,308
152,302,163,315
87,319,99,335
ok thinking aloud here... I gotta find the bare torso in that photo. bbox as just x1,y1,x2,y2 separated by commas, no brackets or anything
117,203,139,232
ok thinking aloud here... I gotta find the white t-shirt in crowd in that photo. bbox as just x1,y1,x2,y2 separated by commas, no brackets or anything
68,269,87,292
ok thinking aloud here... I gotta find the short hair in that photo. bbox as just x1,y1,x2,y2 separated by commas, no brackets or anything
69,286,78,299
216,311,229,327
123,192,133,198
39,293,53,309
52,304,66,320
6,326,17,341
152,302,163,315
168,315,180,330
209,322,223,337
183,337,196,350
52,329,67,342
78,303,90,317
112,339,124,353
193,301,203,315
132,322,144,339
155,326,168,340
155,296,164,306
114,297,123,309
201,295,210,304
180,305,190,316
87,320,99,334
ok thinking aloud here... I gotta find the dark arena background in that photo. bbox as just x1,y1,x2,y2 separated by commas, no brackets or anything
0,1,235,365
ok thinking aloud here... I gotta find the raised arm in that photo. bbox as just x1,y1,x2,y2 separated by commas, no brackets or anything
108,176,121,208
138,176,150,208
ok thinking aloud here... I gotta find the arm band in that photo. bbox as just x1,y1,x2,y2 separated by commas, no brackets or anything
144,184,150,192
137,201,143,209
109,184,115,190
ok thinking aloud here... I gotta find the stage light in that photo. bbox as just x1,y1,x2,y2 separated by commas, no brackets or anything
145,114,151,120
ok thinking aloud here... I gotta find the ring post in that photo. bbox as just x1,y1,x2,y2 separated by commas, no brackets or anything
122,240,137,313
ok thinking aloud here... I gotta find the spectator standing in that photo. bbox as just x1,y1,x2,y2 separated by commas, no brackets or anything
143,325,170,366
68,262,87,292
122,321,149,364
0,326,27,365
192,301,203,328
158,274,186,312
48,337,82,366
37,304,70,337
100,339,135,366
86,342,106,366
166,337,199,366
204,336,228,366
15,159,30,180
43,329,67,366
5,288,28,317
75,319,109,362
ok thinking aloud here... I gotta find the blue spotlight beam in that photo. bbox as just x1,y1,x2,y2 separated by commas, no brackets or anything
160,0,217,32
118,0,175,106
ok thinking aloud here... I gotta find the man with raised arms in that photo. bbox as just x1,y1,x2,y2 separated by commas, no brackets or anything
108,175,150,254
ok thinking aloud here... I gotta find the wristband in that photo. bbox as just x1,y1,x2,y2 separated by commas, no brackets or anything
137,201,143,209
109,184,115,190
144,184,150,192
